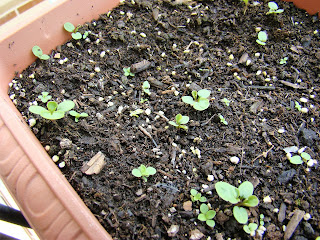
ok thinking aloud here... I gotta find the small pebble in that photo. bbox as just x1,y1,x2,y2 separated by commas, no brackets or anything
230,156,240,164
207,175,214,181
58,162,66,168
52,155,59,162
263,196,272,203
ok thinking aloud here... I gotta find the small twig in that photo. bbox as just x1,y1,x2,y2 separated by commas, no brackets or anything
155,111,169,122
138,125,158,147
251,145,274,164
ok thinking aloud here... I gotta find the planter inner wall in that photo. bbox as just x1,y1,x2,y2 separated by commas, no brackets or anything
0,0,119,239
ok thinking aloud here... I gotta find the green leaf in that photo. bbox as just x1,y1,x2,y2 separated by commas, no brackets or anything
47,101,58,113
169,121,179,127
242,195,259,207
215,182,240,204
132,168,142,177
146,167,156,175
41,110,65,120
57,100,75,112
139,165,147,175
238,181,254,199
175,114,182,123
200,203,208,214
179,125,188,130
243,225,251,234
191,90,198,100
268,1,278,10
40,54,50,60
69,110,80,117
64,22,75,32
206,219,215,228
32,46,43,58
72,32,82,40
29,105,48,115
197,89,210,98
198,213,207,222
258,31,268,42
182,96,195,105
300,152,311,161
206,210,216,219
179,116,189,125
256,39,266,45
194,193,201,201
290,155,303,164
199,196,207,202
83,31,89,39
190,189,197,196
233,206,248,224
194,98,210,111
143,81,150,89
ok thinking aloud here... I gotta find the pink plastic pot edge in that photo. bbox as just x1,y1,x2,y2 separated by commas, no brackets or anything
0,0,119,239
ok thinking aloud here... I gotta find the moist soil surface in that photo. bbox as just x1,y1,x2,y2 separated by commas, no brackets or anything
9,0,320,239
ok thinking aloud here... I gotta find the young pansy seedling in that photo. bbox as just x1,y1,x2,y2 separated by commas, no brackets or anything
266,1,284,15
130,109,144,117
218,114,228,125
132,164,156,182
256,31,268,45
182,89,211,111
198,203,216,228
69,111,88,122
38,92,52,103
215,181,259,224
222,98,231,106
142,81,151,95
29,100,75,120
169,114,189,130
123,67,135,77
190,189,207,203
64,22,88,40
243,223,258,236
32,46,50,60
279,57,288,65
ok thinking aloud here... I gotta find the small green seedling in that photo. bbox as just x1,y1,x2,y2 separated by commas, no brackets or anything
243,223,258,236
279,57,288,65
190,189,207,203
182,89,211,111
140,98,148,103
142,81,151,95
295,101,302,111
241,0,248,5
215,181,259,224
266,1,284,15
130,109,144,117
69,111,88,122
169,114,189,130
32,46,50,60
256,31,268,45
123,67,135,77
38,92,52,103
218,114,228,125
222,98,231,106
64,22,88,40
132,164,156,182
29,100,75,120
198,203,216,228
287,151,311,165
240,0,249,14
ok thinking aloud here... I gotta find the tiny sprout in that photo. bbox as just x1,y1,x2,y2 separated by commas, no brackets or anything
32,46,50,60
198,203,216,228
287,150,312,165
256,31,268,45
215,181,259,224
266,2,284,15
131,164,156,182
69,110,88,122
222,98,231,106
169,114,189,130
218,114,228,125
243,223,258,236
123,67,135,77
295,101,302,111
182,89,211,111
38,92,52,103
190,189,207,203
279,57,288,65
64,22,88,40
241,0,248,5
142,81,151,95
130,109,144,117
29,100,75,120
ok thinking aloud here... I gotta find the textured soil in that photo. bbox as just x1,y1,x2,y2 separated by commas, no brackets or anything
8,0,320,239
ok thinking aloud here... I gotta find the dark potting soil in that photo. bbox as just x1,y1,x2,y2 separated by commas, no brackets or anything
9,0,320,239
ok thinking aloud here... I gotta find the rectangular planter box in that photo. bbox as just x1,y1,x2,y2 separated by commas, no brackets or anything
0,0,119,239
0,0,317,239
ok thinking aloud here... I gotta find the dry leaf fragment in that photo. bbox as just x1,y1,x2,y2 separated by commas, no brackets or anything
81,151,105,175
183,201,193,211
